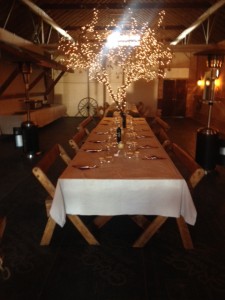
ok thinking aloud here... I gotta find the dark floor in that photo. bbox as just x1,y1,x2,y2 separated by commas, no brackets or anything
1,116,225,300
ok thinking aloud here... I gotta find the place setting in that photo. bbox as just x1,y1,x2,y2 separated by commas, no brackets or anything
88,139,107,144
142,155,166,160
137,144,158,149
72,164,99,170
82,148,106,153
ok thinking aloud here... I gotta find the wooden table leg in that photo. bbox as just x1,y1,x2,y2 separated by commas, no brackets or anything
176,216,194,249
68,215,100,245
133,216,168,247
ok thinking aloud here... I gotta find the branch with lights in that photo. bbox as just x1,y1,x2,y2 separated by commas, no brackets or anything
58,9,173,111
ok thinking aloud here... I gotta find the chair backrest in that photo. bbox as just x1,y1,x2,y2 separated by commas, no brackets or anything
96,105,104,118
170,142,205,189
153,117,170,132
69,128,87,153
32,144,71,199
142,105,151,117
156,128,171,148
137,101,145,115
77,116,93,135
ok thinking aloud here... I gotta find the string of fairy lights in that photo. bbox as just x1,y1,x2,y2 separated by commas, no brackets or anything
58,9,173,111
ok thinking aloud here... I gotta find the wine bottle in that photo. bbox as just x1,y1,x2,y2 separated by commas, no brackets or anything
116,127,122,143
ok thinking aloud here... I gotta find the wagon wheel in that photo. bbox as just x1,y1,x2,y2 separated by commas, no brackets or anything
78,97,98,117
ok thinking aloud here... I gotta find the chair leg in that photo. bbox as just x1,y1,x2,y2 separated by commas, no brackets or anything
68,215,100,245
0,217,6,239
176,216,194,249
40,217,56,246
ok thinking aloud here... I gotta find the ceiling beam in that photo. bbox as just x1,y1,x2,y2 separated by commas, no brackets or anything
20,0,74,41
64,24,186,31
171,0,225,45
0,67,20,96
39,3,211,10
171,44,225,53
0,28,71,71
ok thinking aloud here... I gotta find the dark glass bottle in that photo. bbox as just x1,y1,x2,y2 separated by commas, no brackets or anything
116,127,121,143
121,111,126,128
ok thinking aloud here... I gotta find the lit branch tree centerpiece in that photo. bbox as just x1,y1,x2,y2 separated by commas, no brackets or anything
58,9,173,112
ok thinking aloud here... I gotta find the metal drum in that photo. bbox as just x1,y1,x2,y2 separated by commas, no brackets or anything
21,120,39,158
195,127,219,171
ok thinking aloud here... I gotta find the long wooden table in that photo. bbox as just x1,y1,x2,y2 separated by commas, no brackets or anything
47,117,197,248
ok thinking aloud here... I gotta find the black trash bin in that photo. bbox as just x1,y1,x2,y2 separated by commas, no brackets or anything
21,120,39,158
195,127,219,171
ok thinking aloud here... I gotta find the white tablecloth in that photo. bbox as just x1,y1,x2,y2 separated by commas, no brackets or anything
50,117,197,227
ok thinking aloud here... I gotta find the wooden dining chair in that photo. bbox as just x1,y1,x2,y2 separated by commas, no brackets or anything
152,116,170,132
32,143,98,246
169,142,205,189
132,142,204,249
133,142,204,249
136,101,145,116
32,143,71,218
131,144,203,249
77,116,93,135
32,144,68,245
69,128,88,153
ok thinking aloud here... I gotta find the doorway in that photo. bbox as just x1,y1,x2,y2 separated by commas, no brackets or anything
161,79,187,117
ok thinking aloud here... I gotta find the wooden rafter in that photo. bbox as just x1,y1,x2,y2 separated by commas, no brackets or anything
0,66,20,96
171,0,225,45
39,2,211,10
29,71,45,91
45,71,65,96
0,28,71,71
20,0,74,41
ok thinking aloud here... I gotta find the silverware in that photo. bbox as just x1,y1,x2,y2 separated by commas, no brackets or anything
72,164,98,169
88,140,106,143
136,135,152,139
142,155,166,160
83,149,104,152
94,131,108,135
138,145,158,149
